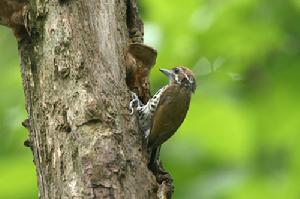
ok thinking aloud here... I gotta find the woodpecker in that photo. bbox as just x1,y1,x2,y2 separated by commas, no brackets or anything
130,66,196,168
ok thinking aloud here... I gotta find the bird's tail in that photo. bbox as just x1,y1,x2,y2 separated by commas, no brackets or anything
148,146,161,170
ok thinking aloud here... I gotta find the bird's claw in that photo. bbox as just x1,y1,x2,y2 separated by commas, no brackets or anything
129,91,143,115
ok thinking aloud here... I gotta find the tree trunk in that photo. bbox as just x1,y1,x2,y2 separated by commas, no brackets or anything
0,0,173,198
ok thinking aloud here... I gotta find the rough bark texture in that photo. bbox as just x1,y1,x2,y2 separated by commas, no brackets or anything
15,0,160,198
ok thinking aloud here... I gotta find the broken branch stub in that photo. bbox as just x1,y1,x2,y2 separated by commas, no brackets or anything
0,0,28,39
126,43,157,104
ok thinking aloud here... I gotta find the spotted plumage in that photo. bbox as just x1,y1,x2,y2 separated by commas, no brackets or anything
130,86,167,137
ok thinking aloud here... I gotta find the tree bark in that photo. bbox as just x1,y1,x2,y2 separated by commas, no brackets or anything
0,0,172,198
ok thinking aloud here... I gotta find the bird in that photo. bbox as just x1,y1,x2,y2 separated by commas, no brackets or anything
129,66,196,170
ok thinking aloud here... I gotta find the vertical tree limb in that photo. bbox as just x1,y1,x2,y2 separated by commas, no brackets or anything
1,0,174,198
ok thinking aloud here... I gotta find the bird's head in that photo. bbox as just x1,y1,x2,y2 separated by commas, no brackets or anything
160,66,196,93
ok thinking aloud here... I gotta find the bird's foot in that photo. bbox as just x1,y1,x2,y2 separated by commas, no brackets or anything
129,91,143,115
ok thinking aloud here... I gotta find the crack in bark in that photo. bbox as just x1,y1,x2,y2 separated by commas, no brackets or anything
125,0,143,43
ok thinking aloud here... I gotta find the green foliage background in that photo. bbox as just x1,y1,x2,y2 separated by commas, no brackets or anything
1,0,300,198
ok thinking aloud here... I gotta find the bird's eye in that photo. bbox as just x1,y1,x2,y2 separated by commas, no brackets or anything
174,68,180,74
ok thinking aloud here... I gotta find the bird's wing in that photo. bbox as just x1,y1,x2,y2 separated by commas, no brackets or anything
148,85,191,149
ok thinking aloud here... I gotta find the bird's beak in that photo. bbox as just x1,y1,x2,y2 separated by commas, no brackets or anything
159,68,173,79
